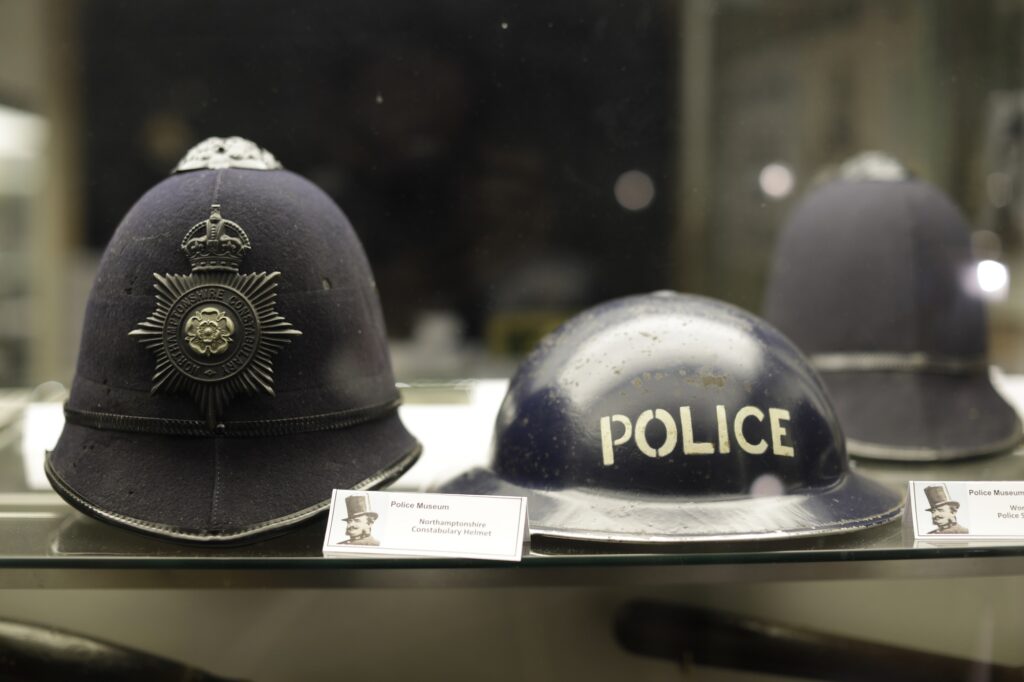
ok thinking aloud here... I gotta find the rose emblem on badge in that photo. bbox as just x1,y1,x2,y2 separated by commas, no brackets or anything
184,307,235,356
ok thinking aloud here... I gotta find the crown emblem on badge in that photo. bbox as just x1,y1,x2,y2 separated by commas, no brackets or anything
130,204,301,429
182,205,251,272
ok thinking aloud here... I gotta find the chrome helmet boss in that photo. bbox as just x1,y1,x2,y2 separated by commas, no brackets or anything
442,292,902,542
46,137,421,543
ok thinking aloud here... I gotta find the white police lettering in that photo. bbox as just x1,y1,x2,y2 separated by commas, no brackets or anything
600,415,632,465
715,405,731,454
635,409,677,458
769,408,794,457
599,405,795,465
680,407,713,455
734,406,767,455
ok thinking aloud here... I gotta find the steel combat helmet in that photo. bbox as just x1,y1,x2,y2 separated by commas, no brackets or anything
763,169,1022,461
441,292,901,542
47,137,421,542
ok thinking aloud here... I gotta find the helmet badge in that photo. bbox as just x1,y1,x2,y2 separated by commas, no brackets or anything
130,204,302,429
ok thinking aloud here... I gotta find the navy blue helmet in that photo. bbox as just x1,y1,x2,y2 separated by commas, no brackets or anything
764,171,1022,461
47,137,421,543
441,292,902,542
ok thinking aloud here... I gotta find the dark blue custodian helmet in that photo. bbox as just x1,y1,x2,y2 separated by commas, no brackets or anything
763,169,1022,461
441,292,902,542
46,137,421,543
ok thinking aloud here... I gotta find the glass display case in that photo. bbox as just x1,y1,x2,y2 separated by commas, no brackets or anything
2,1,1024,680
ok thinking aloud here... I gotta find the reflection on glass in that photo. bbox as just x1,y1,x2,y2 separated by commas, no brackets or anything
977,259,1010,300
758,163,795,200
0,104,46,388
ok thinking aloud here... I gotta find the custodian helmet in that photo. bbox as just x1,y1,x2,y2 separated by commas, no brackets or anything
441,292,901,542
46,137,421,543
763,169,1021,461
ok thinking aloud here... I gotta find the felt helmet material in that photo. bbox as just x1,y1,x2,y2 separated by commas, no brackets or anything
763,173,1022,461
47,137,421,543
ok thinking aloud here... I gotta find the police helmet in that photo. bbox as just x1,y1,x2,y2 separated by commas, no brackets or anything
47,137,421,543
440,292,902,542
763,168,1022,461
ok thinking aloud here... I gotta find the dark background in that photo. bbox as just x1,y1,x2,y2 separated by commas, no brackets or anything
81,0,676,340
2,0,1023,385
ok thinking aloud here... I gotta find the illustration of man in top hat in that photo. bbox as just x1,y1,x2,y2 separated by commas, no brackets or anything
924,485,968,534
340,494,380,545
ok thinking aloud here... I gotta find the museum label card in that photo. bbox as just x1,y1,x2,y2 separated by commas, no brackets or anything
322,490,527,561
908,481,1024,541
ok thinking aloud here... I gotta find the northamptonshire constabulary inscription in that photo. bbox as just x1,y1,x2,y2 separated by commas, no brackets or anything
412,518,493,537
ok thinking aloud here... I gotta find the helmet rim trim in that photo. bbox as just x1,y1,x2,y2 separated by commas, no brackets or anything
441,467,904,543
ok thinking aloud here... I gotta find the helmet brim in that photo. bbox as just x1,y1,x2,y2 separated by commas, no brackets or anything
46,411,420,543
439,468,903,543
821,370,1022,462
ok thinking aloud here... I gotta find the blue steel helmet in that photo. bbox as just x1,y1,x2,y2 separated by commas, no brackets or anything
440,292,902,542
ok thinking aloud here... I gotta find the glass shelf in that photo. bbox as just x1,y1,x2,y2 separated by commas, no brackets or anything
4,387,1024,588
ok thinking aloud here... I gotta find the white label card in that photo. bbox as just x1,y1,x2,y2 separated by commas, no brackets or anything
322,490,527,561
909,481,1024,541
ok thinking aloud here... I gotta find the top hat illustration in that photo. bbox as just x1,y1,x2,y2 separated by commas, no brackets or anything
924,485,960,512
344,495,378,521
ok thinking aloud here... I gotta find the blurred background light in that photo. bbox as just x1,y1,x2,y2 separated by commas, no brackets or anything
977,259,1010,299
0,104,46,160
758,162,795,200
613,169,655,211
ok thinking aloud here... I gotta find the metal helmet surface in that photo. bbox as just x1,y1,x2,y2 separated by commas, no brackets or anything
47,137,421,543
441,292,902,542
